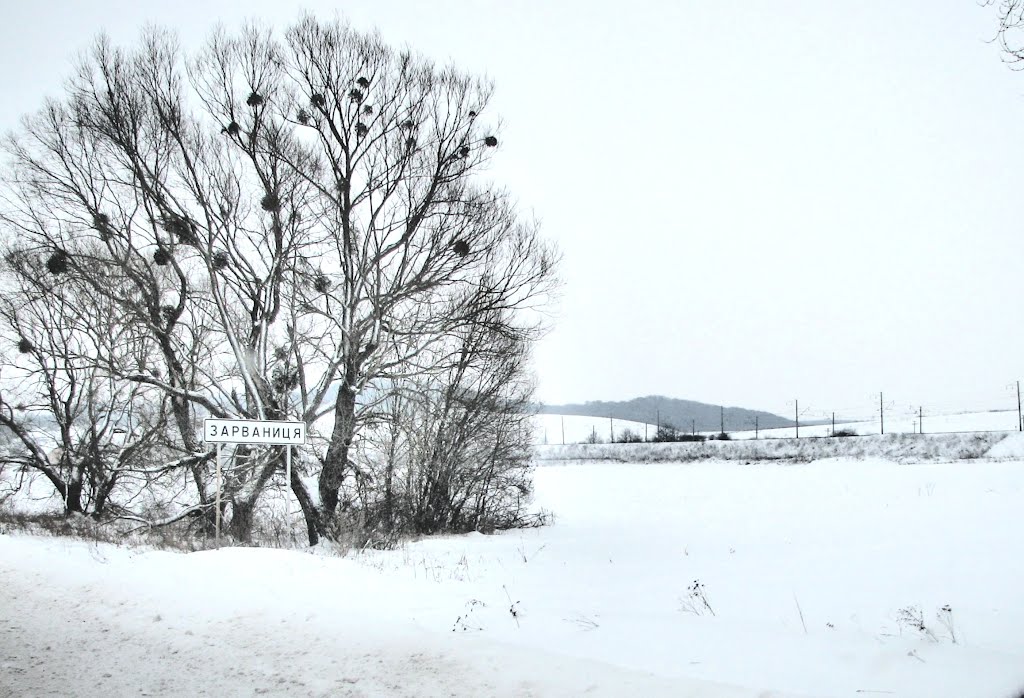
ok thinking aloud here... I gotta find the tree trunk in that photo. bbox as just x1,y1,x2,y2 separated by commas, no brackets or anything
382,460,395,532
290,467,322,546
228,498,256,543
91,474,118,518
190,462,216,537
63,480,84,516
320,371,357,521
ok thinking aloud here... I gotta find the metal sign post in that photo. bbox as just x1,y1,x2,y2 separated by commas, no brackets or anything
203,418,307,546
216,443,222,543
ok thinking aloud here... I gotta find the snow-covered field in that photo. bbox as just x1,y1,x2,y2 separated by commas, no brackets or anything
531,409,1023,445
732,409,1023,440
531,413,655,444
535,431,1009,464
3,447,1024,697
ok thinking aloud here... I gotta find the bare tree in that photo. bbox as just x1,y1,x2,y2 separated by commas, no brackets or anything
358,303,539,536
263,18,558,535
0,249,168,517
0,77,228,530
0,15,558,544
1,27,317,539
188,18,558,540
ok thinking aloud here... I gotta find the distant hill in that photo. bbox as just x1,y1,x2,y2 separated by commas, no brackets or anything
538,395,795,433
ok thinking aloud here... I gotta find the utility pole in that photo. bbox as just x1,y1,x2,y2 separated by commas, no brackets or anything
609,417,614,443
919,406,923,435
795,399,799,439
561,415,565,445
831,411,835,436
755,415,759,439
720,406,724,434
1018,381,1022,432
880,392,884,434
656,408,661,434
644,421,648,442
691,418,695,435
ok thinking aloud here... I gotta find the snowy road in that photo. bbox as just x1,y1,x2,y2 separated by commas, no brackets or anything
0,536,784,698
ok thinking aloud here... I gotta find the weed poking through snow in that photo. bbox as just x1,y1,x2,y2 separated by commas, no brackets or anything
563,613,600,631
516,538,547,563
793,593,808,634
897,605,938,642
503,584,521,628
452,599,486,632
679,579,715,617
937,604,957,644
895,604,958,643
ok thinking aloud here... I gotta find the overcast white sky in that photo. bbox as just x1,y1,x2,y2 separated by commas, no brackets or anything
3,1,1023,421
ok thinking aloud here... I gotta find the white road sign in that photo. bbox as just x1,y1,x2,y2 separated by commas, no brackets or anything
204,418,306,445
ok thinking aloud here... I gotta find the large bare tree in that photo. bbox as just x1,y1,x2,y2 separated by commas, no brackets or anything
0,16,558,545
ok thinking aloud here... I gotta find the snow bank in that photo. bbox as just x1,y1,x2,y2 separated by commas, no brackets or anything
985,432,1024,459
536,431,1008,464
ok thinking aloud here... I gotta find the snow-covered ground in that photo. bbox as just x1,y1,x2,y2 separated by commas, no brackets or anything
3,454,1024,697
